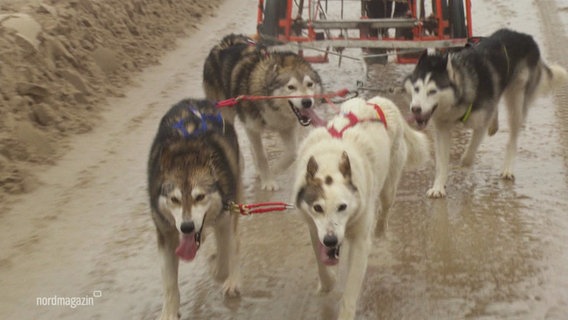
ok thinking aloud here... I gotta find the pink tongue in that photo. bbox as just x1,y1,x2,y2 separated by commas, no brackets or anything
176,233,198,261
301,108,327,127
318,241,339,266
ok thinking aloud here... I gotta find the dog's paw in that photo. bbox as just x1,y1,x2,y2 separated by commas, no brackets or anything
426,187,446,198
222,278,241,298
488,124,499,136
500,170,515,181
260,179,280,191
158,311,180,320
488,117,499,136
337,300,357,320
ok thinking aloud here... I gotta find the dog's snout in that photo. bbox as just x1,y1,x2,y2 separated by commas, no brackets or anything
301,98,313,109
180,221,195,234
411,105,422,114
323,234,338,247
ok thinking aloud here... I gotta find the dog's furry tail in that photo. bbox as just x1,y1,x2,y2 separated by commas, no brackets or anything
402,120,430,169
537,62,568,96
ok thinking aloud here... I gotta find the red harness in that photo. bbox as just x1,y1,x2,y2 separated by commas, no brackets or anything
327,103,388,138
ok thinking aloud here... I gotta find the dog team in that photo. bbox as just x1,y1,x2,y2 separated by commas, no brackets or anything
147,29,567,319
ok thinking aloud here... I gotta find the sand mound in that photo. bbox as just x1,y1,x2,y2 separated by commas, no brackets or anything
0,0,220,202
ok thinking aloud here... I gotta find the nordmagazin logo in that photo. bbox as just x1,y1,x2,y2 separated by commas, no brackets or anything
36,291,102,309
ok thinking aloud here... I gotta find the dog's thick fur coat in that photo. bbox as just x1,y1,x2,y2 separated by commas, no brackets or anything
203,34,324,191
293,96,429,320
405,28,568,197
148,99,242,320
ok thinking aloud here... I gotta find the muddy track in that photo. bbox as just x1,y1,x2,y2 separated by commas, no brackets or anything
1,1,568,319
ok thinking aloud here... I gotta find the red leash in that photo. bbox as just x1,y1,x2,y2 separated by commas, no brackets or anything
215,88,351,108
226,201,294,216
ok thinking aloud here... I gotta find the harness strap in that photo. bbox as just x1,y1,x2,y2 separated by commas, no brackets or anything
172,107,224,138
371,103,388,129
328,103,388,139
224,201,294,216
328,112,359,138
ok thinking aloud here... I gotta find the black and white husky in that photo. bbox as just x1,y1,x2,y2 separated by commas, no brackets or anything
404,28,567,197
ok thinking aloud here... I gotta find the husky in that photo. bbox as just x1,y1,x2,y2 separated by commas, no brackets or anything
203,33,325,191
147,99,242,320
404,28,568,198
292,96,429,320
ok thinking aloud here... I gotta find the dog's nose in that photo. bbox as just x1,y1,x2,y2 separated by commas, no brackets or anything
411,106,422,114
301,98,313,108
180,221,195,234
323,234,338,247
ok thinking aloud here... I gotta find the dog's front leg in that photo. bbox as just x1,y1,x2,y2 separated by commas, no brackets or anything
308,225,336,293
212,212,241,297
275,128,297,172
338,236,370,320
244,128,279,191
428,125,451,198
158,232,180,320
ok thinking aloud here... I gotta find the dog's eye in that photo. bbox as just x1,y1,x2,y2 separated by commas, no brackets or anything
194,194,205,202
170,197,181,205
306,82,313,88
287,85,296,91
427,89,437,96
313,204,323,213
337,204,347,212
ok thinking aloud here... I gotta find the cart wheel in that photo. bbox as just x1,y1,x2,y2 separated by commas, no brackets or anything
258,0,287,43
449,0,467,38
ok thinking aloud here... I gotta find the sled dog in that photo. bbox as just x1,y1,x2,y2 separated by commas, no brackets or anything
293,96,429,319
203,33,325,191
404,28,568,197
148,98,242,320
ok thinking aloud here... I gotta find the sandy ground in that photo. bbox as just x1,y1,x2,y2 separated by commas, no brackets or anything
1,0,568,319
0,0,220,202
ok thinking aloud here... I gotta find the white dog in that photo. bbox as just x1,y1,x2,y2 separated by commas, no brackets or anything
293,96,429,319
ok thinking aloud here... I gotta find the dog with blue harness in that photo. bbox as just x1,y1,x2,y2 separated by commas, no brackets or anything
147,98,242,320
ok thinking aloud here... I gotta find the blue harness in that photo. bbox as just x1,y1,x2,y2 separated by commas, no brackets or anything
172,107,224,138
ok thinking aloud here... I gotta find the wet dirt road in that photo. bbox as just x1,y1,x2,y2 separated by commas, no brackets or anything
1,0,568,319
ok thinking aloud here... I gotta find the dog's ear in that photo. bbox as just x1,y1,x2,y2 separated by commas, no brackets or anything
306,156,318,180
403,74,413,94
160,181,175,197
417,50,428,63
339,151,351,179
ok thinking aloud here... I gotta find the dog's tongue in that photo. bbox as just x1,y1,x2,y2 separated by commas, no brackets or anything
176,233,198,261
318,242,340,266
301,108,327,127
407,114,428,130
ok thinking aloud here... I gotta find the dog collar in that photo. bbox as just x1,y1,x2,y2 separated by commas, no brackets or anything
328,103,387,138
460,103,473,123
172,107,224,138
